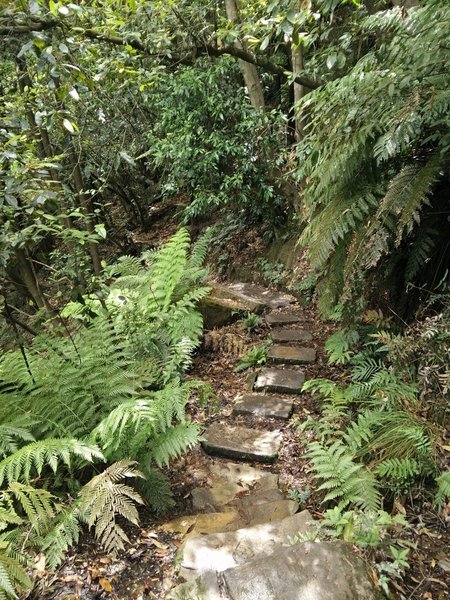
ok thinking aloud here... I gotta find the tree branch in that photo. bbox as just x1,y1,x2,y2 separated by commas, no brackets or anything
0,19,322,89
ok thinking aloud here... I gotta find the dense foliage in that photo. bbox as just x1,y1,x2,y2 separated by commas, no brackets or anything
297,1,450,318
0,229,213,597
0,0,449,596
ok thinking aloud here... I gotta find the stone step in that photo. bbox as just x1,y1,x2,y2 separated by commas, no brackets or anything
254,367,304,394
191,484,298,527
225,282,296,309
267,345,316,365
201,283,296,328
167,540,377,600
179,510,313,581
232,393,294,419
202,423,282,463
270,327,313,343
265,312,301,325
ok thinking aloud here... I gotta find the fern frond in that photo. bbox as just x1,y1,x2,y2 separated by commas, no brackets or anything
137,467,175,514
0,547,31,599
151,422,200,468
39,504,82,570
308,440,381,512
435,472,450,506
0,439,103,487
80,461,144,554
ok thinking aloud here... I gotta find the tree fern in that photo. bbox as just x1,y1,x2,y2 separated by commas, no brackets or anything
296,1,450,318
39,504,82,570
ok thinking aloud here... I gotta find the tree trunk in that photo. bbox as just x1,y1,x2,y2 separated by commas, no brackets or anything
14,249,53,313
292,44,307,142
224,0,265,110
67,145,102,276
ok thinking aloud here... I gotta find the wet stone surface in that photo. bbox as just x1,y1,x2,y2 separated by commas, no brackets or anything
202,423,282,463
270,328,313,343
254,368,305,395
232,393,294,419
268,345,316,365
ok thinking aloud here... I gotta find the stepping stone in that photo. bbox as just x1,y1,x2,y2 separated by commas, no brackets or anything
254,368,304,394
161,511,241,536
202,423,282,463
201,283,296,328
223,541,377,600
226,282,296,309
192,483,244,512
208,461,278,491
190,485,298,528
232,393,294,419
265,312,301,325
270,327,313,343
268,345,316,365
179,510,313,580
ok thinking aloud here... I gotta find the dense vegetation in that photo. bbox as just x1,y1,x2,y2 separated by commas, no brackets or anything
0,0,448,597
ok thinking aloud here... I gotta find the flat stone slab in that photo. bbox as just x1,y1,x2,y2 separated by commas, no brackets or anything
202,424,282,463
208,462,278,491
268,345,316,365
180,510,313,580
254,368,304,394
233,394,294,419
192,483,244,513
226,282,296,309
189,485,298,529
161,511,241,537
270,328,313,343
265,312,301,325
223,541,377,600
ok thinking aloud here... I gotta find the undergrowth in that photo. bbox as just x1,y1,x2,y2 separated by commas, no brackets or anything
0,229,213,598
300,297,449,595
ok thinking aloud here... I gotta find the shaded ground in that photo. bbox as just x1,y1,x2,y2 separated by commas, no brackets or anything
32,296,449,600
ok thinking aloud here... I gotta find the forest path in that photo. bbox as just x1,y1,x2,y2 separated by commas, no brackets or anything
163,283,376,600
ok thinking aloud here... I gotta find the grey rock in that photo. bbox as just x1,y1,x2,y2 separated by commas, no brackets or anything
254,368,304,394
265,312,301,325
270,328,313,343
223,541,377,600
202,423,282,463
209,461,279,491
180,510,313,580
192,483,245,513
233,393,294,419
268,345,316,365
165,572,223,600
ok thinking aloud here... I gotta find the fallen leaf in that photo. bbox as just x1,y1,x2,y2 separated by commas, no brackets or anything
99,577,113,593
34,553,46,574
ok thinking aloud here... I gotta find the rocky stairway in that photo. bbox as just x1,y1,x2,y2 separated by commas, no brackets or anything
164,283,376,600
